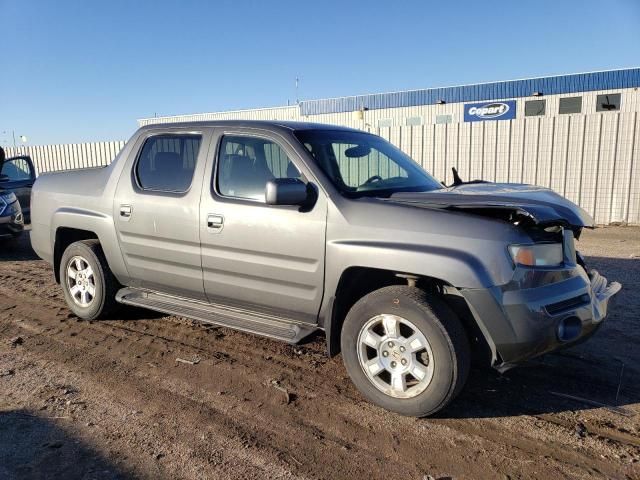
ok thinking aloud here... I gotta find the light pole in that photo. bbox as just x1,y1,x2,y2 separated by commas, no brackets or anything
19,135,27,154
1,131,28,150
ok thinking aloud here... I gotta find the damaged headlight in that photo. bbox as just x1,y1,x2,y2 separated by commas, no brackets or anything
508,243,563,267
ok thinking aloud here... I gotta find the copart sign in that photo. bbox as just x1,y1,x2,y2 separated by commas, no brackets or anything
464,100,516,122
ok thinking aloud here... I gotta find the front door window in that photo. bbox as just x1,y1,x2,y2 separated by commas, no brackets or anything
216,135,300,201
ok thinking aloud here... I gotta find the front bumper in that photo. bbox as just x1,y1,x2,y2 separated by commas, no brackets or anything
461,266,621,370
0,201,24,238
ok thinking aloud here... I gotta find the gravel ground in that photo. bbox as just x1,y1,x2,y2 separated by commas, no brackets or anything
0,226,639,480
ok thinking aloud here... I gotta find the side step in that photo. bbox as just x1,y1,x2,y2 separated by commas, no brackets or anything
116,288,317,344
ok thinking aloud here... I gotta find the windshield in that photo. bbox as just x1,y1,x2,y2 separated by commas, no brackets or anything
294,130,442,197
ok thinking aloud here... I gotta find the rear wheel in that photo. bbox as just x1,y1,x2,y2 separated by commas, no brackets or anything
341,285,470,417
60,240,120,320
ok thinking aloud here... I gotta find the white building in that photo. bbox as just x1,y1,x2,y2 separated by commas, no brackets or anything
138,68,640,225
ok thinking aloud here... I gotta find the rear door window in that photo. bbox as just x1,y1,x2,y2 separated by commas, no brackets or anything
135,134,202,192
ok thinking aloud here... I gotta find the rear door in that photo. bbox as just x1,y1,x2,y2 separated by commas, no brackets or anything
0,156,35,219
113,129,210,300
199,129,327,323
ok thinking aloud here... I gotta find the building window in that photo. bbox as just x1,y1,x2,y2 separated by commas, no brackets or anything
559,96,582,114
405,116,422,126
525,99,545,117
435,114,452,124
596,93,621,112
377,118,393,128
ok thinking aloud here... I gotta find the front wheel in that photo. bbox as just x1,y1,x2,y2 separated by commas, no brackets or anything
60,240,120,320
341,286,470,417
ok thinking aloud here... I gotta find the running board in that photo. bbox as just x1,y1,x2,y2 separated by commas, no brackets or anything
116,288,317,343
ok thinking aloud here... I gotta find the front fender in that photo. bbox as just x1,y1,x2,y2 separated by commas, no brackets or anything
326,239,495,289
319,237,513,358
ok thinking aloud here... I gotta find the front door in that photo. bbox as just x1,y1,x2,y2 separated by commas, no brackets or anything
113,130,210,300
199,130,327,323
1,156,35,220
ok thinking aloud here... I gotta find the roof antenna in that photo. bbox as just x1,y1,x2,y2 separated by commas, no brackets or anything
451,167,463,186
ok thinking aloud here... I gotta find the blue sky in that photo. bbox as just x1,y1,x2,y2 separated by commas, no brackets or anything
1,0,639,145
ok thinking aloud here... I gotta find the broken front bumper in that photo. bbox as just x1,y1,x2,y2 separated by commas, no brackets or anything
588,270,622,321
460,266,622,370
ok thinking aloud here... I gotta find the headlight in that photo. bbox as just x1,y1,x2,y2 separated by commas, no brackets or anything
0,192,16,217
508,243,563,267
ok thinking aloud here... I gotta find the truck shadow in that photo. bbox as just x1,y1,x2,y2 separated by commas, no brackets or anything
0,410,131,479
442,353,637,419
441,254,639,419
0,231,39,261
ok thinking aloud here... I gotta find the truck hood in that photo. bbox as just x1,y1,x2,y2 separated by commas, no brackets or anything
388,183,594,228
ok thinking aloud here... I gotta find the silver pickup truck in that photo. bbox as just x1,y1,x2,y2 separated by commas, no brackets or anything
30,121,621,416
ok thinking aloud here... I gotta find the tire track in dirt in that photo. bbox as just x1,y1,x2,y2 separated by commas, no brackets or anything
1,275,637,479
1,228,640,479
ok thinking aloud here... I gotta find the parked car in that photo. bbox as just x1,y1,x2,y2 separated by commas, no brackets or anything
0,147,25,241
0,152,36,223
30,121,621,417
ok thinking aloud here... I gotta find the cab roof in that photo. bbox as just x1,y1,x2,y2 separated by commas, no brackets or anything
137,119,365,134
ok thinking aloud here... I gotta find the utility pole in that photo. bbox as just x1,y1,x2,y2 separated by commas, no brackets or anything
12,130,16,148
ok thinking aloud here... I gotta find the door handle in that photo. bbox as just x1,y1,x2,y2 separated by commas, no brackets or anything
120,205,132,220
207,214,224,232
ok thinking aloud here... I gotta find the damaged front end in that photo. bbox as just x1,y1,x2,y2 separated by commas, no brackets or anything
389,182,594,231
389,182,621,369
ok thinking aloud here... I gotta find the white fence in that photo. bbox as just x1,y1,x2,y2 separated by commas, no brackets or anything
4,141,125,175
374,112,640,226
3,114,639,225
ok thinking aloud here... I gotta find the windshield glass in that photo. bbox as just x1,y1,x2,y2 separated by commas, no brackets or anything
294,130,442,197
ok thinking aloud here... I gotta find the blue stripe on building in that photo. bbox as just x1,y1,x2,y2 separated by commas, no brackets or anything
299,68,640,116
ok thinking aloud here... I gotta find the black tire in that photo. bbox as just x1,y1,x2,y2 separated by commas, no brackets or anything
59,240,120,320
341,285,470,417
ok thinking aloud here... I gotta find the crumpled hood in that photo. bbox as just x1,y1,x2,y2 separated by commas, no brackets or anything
388,183,594,228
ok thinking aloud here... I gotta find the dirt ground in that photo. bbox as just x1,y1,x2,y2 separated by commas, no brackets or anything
0,227,639,480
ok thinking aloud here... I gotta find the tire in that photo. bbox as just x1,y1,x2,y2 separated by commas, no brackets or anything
59,240,120,320
341,285,470,417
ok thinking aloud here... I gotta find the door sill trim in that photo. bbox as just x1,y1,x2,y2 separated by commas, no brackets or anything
115,287,318,343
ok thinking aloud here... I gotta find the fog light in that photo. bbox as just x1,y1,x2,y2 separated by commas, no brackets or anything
557,316,582,342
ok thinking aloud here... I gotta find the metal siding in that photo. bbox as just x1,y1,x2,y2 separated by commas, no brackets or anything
298,69,640,116
3,72,638,225
4,141,126,175
7,109,637,225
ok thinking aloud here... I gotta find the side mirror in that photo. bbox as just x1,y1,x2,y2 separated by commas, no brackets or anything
265,178,308,206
